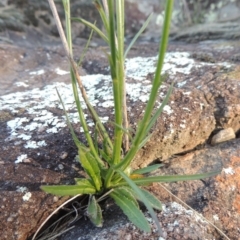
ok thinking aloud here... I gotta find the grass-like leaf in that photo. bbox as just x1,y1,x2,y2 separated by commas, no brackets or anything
128,170,221,186
78,23,95,66
94,0,109,33
145,82,174,136
72,17,108,43
135,188,162,211
124,13,153,58
116,170,163,236
110,188,150,232
87,196,103,227
110,121,134,141
138,133,153,150
114,186,139,206
41,183,96,196
132,164,164,175
78,148,102,191
56,88,83,149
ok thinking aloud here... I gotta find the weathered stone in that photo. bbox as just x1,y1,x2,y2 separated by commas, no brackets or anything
0,163,69,240
132,86,215,168
60,200,218,240
151,138,240,240
211,127,235,145
202,78,240,133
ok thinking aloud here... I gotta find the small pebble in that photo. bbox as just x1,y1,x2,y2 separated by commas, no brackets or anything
58,164,64,170
53,196,59,202
60,152,68,159
211,128,235,145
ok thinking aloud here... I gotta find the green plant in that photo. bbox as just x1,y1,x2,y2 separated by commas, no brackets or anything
43,0,220,236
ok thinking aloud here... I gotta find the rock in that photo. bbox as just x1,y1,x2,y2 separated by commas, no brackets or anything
2,0,240,43
172,22,240,42
132,86,216,168
0,163,69,240
150,138,240,240
60,201,217,240
211,127,235,145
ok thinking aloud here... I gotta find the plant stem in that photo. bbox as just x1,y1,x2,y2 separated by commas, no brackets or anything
48,0,113,157
116,0,129,152
107,0,123,165
115,0,174,171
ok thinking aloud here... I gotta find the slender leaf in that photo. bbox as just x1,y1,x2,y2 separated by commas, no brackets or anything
110,121,134,141
124,13,153,58
94,0,109,33
99,149,112,163
70,70,106,167
41,184,96,196
72,17,108,43
117,170,221,186
93,123,99,155
132,164,164,175
74,178,94,187
110,189,150,232
145,83,174,136
87,196,103,227
116,170,163,236
114,187,139,207
78,148,102,191
78,23,95,66
56,88,83,149
138,133,152,150
135,188,162,211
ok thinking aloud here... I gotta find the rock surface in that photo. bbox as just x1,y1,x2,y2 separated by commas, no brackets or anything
149,138,240,240
60,201,218,240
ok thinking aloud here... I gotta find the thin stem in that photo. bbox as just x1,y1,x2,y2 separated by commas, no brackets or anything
102,0,109,18
116,0,129,152
107,0,123,165
115,0,174,171
48,0,113,153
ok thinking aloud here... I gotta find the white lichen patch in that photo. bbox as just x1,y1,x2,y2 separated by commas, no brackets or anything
176,81,187,88
22,192,32,201
223,167,235,175
16,186,28,193
1,52,233,151
15,154,28,163
125,52,217,80
24,140,47,149
180,123,186,128
163,105,173,115
29,69,45,75
164,202,207,224
182,107,190,112
14,82,29,88
55,67,69,75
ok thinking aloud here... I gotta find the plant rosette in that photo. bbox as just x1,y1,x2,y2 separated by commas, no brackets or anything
37,0,221,238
